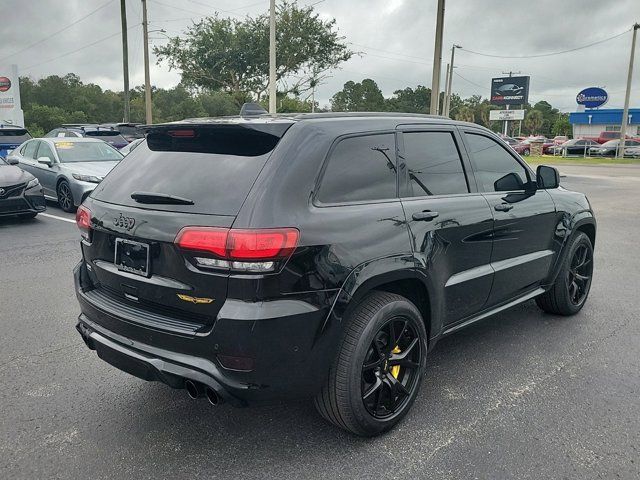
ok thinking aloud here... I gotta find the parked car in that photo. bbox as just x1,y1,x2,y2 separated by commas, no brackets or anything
552,135,569,145
0,155,46,219
45,125,129,149
119,137,144,156
623,146,640,158
551,139,599,156
100,123,144,143
8,137,123,212
0,125,32,158
511,141,531,156
587,131,635,144
73,111,596,437
589,139,640,157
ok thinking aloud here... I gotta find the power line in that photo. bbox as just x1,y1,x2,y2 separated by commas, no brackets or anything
461,28,631,59
0,0,115,63
22,23,141,72
453,71,485,90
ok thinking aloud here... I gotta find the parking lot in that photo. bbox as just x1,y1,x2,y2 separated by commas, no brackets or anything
1,163,639,479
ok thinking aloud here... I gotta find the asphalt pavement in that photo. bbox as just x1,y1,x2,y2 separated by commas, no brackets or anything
1,164,639,479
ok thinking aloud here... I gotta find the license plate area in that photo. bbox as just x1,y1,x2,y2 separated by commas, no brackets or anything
114,238,150,277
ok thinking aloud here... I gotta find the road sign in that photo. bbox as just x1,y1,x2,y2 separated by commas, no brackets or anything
489,109,525,121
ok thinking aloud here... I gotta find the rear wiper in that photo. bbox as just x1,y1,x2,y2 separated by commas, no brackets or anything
130,191,194,205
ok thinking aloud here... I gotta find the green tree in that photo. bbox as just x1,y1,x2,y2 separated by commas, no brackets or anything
455,106,475,123
524,109,544,135
153,2,352,101
385,86,431,113
331,79,385,112
552,114,572,136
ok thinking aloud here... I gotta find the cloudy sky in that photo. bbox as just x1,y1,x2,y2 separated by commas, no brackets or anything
1,0,638,111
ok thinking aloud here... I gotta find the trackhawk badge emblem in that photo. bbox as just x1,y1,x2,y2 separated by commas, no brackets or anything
177,294,214,304
114,213,135,230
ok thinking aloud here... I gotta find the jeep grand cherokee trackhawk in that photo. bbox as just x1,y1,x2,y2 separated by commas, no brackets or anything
74,112,595,436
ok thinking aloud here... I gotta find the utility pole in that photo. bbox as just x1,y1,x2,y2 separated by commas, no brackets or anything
429,0,445,115
444,44,461,117
268,0,277,114
502,70,520,136
442,63,449,115
141,0,152,124
618,23,639,158
120,0,130,122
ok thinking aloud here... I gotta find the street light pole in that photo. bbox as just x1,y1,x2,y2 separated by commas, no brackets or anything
444,44,460,117
618,23,639,158
429,0,445,115
443,63,450,115
141,0,152,124
120,0,130,122
268,0,277,114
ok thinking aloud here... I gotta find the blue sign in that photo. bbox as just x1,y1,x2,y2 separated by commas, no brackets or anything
576,87,608,108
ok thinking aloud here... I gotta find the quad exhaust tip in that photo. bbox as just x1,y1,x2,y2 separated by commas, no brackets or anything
185,380,221,406
185,380,203,399
205,387,219,406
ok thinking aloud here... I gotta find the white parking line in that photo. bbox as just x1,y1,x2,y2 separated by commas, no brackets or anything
40,212,76,224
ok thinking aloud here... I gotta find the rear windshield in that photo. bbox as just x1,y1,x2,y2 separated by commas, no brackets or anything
85,131,127,142
0,129,31,144
55,141,124,162
92,124,290,215
117,125,143,138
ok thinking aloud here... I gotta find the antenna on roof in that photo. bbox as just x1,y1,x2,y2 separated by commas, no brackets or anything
240,102,268,117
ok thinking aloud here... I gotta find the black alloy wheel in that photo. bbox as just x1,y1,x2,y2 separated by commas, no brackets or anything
566,243,593,307
315,291,427,436
536,231,593,316
57,180,75,213
361,317,422,419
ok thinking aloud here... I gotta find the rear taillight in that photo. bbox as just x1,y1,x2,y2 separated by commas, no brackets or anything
175,227,299,273
76,205,92,240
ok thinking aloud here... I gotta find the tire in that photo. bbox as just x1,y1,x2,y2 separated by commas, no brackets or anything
314,291,427,436
57,180,76,213
523,149,530,156
18,212,37,219
536,231,593,316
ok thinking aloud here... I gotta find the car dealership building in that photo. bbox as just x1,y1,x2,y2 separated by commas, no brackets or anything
569,108,640,138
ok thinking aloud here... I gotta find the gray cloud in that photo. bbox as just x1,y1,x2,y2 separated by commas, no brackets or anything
1,0,638,112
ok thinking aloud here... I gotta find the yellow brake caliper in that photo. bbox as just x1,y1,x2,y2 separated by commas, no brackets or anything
390,346,401,378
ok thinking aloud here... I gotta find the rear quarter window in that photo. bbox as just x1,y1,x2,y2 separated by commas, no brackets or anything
317,133,397,204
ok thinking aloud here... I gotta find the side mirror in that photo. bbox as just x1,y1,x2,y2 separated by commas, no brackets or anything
37,157,54,167
537,165,560,189
6,157,19,165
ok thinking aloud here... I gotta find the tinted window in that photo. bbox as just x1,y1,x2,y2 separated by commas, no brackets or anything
93,125,289,215
0,129,31,143
23,141,38,159
465,133,529,192
318,134,396,203
37,142,56,161
403,132,468,196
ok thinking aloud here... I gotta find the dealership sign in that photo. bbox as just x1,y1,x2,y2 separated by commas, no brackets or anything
576,87,608,108
489,109,525,121
0,65,24,126
490,76,530,106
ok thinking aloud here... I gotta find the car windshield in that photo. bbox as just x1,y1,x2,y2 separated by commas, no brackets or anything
0,129,32,144
55,141,124,162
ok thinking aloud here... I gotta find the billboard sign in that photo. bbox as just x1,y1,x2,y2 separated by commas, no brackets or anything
576,87,608,109
0,65,24,127
489,109,525,121
490,76,530,106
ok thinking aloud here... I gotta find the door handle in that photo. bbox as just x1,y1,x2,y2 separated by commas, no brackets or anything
412,210,439,221
494,203,514,212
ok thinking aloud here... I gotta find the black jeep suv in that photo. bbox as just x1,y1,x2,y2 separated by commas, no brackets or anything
74,113,595,436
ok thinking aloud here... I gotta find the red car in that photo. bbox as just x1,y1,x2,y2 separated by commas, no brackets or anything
511,138,555,156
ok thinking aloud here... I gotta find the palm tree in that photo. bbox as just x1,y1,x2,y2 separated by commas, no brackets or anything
524,110,544,135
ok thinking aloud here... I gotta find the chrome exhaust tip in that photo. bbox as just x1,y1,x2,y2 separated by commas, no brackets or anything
205,387,219,406
185,380,203,399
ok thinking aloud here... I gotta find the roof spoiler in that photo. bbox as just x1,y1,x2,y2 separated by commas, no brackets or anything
240,102,268,117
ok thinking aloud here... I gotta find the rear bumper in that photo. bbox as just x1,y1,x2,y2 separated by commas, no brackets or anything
74,261,343,405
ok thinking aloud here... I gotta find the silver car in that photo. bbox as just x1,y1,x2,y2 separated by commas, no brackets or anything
8,137,123,212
